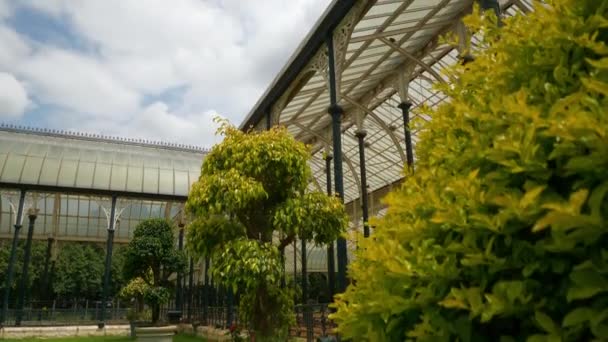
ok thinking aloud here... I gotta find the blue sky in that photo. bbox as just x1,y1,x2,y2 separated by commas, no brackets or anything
0,0,330,147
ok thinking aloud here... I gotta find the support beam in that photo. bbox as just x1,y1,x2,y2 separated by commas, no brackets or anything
15,210,39,326
355,129,370,238
176,226,185,314
1,190,26,326
187,257,194,322
301,239,307,305
398,101,415,170
99,195,118,329
327,33,348,293
324,155,335,300
203,257,209,325
378,37,446,84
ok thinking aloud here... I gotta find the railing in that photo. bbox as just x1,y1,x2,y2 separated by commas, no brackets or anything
1,300,129,326
1,301,336,341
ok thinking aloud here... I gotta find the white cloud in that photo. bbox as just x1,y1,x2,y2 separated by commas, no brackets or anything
0,26,30,69
1,0,332,146
0,72,29,118
18,48,140,118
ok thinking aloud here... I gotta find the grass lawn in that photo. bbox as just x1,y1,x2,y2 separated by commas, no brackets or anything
0,333,205,341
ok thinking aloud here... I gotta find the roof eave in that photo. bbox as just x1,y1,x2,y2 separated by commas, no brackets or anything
239,0,357,130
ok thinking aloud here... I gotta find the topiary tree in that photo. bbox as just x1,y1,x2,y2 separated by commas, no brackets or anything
186,122,348,339
123,218,186,324
333,1,608,341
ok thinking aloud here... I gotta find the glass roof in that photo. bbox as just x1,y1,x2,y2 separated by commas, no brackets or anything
241,0,534,272
0,128,206,198
270,0,531,215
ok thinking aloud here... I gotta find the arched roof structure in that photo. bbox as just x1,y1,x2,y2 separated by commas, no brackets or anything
0,126,205,243
239,0,534,271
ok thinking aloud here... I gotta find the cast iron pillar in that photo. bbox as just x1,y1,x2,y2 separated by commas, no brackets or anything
15,210,38,326
187,257,194,322
327,34,347,293
481,0,501,17
226,289,233,328
98,195,118,329
324,154,336,300
203,257,209,325
355,129,370,238
176,226,185,314
398,101,415,170
1,190,26,326
301,239,307,304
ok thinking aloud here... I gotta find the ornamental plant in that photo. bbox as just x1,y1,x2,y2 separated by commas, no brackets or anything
119,275,150,320
333,1,608,341
123,219,187,324
187,121,348,339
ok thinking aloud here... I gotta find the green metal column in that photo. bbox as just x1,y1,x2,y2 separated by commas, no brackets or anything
98,195,117,329
1,190,26,326
324,155,336,300
203,257,209,325
176,226,185,314
15,212,38,326
327,34,348,293
187,257,194,322
355,129,370,238
398,101,414,169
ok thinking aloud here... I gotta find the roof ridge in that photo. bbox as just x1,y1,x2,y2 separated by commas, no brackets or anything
0,123,209,153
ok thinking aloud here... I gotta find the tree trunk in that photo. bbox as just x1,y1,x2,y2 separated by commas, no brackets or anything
151,303,160,324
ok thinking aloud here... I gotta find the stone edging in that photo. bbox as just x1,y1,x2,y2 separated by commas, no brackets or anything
0,324,130,339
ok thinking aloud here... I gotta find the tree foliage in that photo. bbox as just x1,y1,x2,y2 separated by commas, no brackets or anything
123,218,186,324
53,243,104,300
0,241,46,301
332,1,608,341
187,122,348,339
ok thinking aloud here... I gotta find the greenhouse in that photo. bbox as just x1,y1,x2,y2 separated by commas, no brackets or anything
2,0,599,340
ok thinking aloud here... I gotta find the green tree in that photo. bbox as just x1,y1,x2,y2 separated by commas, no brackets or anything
0,241,47,302
332,1,608,341
53,243,104,301
186,122,348,339
123,218,186,324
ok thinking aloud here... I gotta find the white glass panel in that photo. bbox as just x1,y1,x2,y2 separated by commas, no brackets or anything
110,165,128,191
174,170,189,196
40,157,60,185
158,169,173,195
93,163,112,189
1,154,25,182
75,161,95,188
143,168,159,194
57,159,78,187
21,156,44,184
126,166,144,193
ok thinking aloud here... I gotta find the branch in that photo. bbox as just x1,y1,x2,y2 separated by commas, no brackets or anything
278,233,296,252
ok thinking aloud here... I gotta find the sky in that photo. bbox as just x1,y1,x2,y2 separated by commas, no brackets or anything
0,0,331,147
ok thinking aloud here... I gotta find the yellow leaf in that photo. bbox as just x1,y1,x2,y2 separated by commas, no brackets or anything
520,186,546,208
581,78,608,96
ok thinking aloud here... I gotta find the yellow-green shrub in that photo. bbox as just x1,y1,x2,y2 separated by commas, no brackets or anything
332,1,608,341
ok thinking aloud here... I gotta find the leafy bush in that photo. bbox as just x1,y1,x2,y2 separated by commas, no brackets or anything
332,1,608,341
123,218,186,324
187,122,348,339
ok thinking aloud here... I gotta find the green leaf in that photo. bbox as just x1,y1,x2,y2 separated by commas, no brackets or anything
535,311,560,334
563,307,594,327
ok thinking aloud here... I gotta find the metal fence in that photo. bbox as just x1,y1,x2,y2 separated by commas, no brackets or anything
1,300,129,326
2,301,335,341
